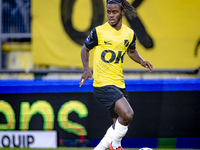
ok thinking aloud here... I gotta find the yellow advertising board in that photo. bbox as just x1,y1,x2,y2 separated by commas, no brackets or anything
32,0,200,69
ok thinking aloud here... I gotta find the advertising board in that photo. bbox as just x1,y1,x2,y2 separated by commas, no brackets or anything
0,131,57,148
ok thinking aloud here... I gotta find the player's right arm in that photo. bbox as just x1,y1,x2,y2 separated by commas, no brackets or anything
80,28,98,87
80,45,92,87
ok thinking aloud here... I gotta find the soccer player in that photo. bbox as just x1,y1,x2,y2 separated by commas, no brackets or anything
80,0,153,150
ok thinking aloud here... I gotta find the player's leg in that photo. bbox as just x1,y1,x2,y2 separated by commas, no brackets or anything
94,115,118,150
110,97,134,149
93,86,132,150
94,124,114,150
115,97,134,126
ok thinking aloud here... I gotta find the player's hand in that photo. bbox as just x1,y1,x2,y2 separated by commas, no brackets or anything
141,61,153,72
79,70,93,87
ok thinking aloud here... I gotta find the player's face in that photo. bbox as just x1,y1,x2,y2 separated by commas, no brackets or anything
107,3,124,28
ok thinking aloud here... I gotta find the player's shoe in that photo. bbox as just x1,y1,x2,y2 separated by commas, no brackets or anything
109,143,124,150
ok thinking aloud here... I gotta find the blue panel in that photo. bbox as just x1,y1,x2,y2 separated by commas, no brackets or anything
125,78,200,91
93,137,200,149
0,79,93,93
0,78,200,93
121,138,157,148
91,139,101,147
176,137,200,149
92,138,157,148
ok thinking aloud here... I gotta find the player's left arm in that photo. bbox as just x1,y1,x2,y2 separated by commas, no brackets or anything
127,48,153,72
127,33,153,72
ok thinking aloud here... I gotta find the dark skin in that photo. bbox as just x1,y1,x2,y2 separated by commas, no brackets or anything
80,3,153,128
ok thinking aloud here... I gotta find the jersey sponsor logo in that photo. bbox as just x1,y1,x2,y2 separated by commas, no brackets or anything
101,50,125,63
124,40,129,47
104,40,112,45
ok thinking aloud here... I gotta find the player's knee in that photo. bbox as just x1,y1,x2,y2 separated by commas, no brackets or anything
128,109,134,120
123,109,134,124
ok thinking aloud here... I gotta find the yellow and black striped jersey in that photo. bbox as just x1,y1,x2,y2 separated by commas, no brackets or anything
85,22,136,88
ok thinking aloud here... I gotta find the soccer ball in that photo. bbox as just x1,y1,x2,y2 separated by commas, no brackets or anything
139,148,153,150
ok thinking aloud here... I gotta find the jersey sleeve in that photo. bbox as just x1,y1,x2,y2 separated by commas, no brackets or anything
128,33,136,49
85,28,98,49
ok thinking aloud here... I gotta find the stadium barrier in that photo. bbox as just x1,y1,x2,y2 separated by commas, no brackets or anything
0,78,200,148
